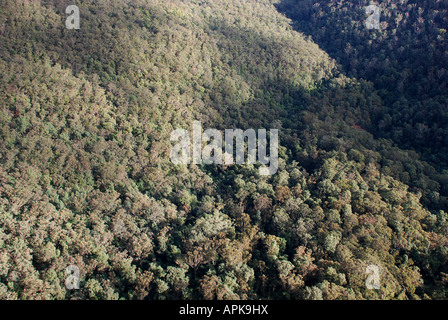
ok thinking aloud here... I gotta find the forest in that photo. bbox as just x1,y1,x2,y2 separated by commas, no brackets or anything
0,0,447,300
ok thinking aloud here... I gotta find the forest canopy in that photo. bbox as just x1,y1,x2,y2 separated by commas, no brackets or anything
0,0,447,300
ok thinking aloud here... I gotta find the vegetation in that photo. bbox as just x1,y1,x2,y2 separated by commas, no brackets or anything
0,0,447,300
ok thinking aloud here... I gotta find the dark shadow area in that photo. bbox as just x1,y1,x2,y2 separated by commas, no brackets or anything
275,0,448,170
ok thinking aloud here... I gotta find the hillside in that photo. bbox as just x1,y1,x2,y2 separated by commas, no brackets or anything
0,0,447,300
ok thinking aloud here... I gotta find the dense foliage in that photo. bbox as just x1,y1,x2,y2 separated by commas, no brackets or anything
0,0,447,300
277,0,448,166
